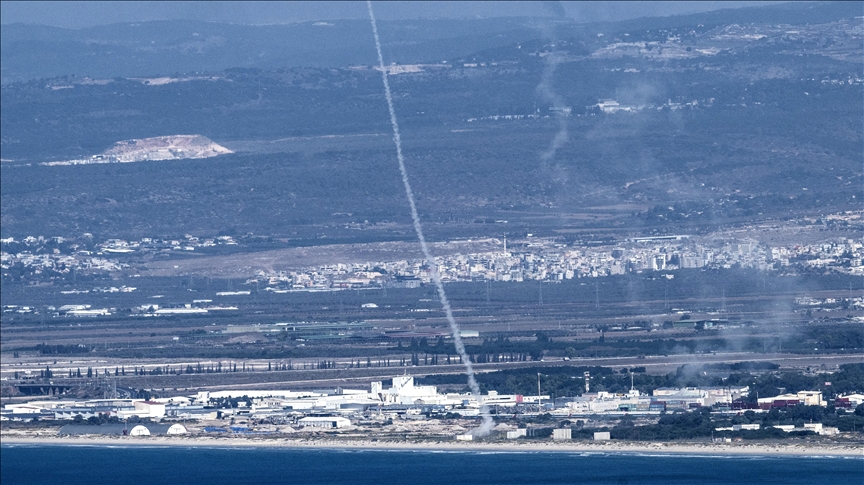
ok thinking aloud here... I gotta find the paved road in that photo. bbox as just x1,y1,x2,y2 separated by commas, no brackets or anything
4,352,860,397
189,352,864,392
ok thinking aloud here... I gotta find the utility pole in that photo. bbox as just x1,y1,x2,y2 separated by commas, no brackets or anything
595,281,600,310
537,373,542,412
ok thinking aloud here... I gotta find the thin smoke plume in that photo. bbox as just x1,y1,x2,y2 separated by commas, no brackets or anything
366,1,494,436
537,34,569,164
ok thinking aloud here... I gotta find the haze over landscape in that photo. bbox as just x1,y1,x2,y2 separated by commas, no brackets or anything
1,2,862,483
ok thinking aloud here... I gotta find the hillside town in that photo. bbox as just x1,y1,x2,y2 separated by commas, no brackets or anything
2,212,862,293
255,231,861,292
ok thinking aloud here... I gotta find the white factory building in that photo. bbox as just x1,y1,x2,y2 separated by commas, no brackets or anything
566,389,646,414
563,386,750,415
187,376,527,416
371,376,528,408
653,386,750,407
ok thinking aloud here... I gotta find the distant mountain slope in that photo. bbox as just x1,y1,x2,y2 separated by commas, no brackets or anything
2,11,859,162
0,2,860,240
1,2,860,83
0,17,539,84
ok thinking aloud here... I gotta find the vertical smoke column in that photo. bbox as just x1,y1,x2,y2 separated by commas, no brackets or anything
366,0,494,436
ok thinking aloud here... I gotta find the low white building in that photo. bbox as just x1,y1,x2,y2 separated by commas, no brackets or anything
715,424,760,432
506,429,527,439
836,393,864,407
128,401,166,419
758,390,825,408
773,423,838,436
298,416,351,428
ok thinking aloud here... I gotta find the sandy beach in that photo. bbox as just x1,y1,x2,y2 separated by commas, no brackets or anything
2,434,861,457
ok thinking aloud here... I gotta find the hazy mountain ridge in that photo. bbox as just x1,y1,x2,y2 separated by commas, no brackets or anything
1,2,859,84
0,2,860,241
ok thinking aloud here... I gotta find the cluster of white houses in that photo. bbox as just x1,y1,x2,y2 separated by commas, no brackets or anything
4,211,862,299
3,376,862,433
251,232,864,292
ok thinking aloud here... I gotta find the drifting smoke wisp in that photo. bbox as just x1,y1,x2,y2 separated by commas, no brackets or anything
366,1,494,437
538,53,569,164
537,4,569,165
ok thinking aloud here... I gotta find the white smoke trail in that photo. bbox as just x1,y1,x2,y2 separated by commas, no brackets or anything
536,4,570,173
366,0,494,437
538,52,569,163
537,42,569,165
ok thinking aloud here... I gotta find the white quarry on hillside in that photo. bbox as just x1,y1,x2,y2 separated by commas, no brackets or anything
42,135,233,166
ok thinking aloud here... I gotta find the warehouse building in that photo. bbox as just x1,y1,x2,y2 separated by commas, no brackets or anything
757,391,824,409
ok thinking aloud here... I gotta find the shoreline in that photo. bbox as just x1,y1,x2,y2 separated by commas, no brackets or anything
2,435,861,457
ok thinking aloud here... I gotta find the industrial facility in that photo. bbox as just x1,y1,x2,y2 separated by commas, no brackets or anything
2,375,856,442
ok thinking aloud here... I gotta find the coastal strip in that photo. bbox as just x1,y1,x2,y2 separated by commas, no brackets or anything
2,436,861,457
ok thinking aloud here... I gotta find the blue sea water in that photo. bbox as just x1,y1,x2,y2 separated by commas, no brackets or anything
1,445,861,485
